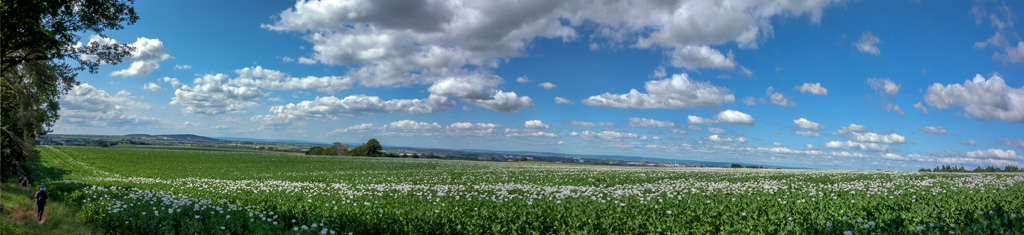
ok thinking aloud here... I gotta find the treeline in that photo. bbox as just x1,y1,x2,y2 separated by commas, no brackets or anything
306,139,385,157
919,165,1023,172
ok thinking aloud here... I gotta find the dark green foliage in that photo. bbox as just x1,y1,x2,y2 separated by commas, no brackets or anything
730,163,743,168
1,0,138,181
920,165,1023,173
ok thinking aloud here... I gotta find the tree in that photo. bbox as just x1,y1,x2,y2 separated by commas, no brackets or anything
364,138,382,157
329,142,347,156
730,163,743,168
1,0,139,181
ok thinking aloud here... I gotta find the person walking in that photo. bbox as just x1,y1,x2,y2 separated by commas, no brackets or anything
19,176,29,190
34,185,48,221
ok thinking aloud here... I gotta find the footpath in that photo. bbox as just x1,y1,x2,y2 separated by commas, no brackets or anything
0,182,93,235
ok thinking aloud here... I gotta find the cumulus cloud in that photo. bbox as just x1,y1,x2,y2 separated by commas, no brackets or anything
794,130,821,137
849,132,906,144
669,45,735,70
824,140,889,152
966,149,1022,160
538,82,557,90
598,122,615,127
836,124,868,134
161,77,183,89
960,140,979,146
866,77,901,95
975,31,1024,64
794,82,828,96
428,76,534,113
262,0,842,90
446,122,502,136
628,117,675,128
111,37,172,77
572,130,639,142
174,65,191,70
516,76,530,83
687,115,717,125
766,86,796,107
554,97,574,104
524,120,550,129
714,110,755,125
706,135,744,143
920,126,947,134
251,95,455,128
582,73,734,109
793,118,825,130
142,83,161,91
59,84,161,127
742,96,757,105
853,31,881,55
229,66,356,94
505,129,557,138
170,74,262,115
297,57,317,65
330,120,515,137
566,121,597,128
708,127,726,134
924,74,1024,123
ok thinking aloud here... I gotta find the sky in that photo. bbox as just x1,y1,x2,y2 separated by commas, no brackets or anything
55,0,1024,170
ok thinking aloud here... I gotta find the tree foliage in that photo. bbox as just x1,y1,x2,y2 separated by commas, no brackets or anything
306,139,383,157
1,0,138,181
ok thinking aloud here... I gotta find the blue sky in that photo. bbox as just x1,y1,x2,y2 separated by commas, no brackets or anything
57,0,1024,170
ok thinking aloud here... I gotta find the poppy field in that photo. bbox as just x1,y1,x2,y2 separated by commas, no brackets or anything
32,146,1024,234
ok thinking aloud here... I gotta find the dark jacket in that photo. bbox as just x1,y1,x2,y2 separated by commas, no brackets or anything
35,190,48,204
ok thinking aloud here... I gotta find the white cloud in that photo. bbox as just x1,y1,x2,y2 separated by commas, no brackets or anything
708,127,726,134
262,0,842,90
853,31,881,55
161,77,183,89
228,66,355,94
297,57,317,65
669,45,735,70
505,129,557,138
924,74,1024,123
920,126,947,134
688,125,703,132
169,74,262,115
849,132,906,144
687,115,717,125
966,149,1022,160
913,102,929,114
1005,139,1024,149
823,140,889,152
598,122,615,127
524,120,550,129
566,121,597,128
836,123,868,134
554,97,574,104
516,76,530,83
866,77,901,95
772,142,782,146
582,73,734,110
793,118,825,130
573,130,639,142
174,65,192,70
975,32,1024,65
766,86,796,107
960,140,978,146
706,135,736,143
538,82,557,90
794,82,828,96
628,117,675,128
388,120,443,130
282,57,295,63
59,84,161,127
714,110,755,125
446,122,502,136
251,94,455,128
794,131,821,137
111,37,172,77
142,83,161,91
427,76,534,113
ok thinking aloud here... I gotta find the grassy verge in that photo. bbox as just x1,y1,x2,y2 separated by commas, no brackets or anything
0,182,94,235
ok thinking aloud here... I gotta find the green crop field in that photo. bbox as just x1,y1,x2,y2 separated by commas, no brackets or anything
29,146,1024,234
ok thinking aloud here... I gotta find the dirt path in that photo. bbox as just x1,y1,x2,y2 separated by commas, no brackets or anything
1,183,93,235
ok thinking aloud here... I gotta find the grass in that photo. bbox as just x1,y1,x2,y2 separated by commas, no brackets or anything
0,182,94,235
